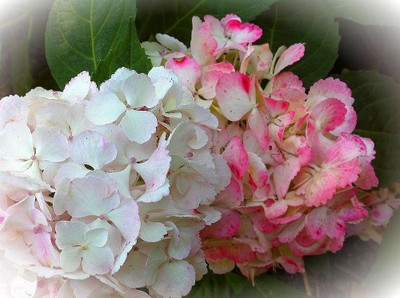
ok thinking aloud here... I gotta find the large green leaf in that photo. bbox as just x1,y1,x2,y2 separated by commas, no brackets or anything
340,70,400,186
46,0,151,88
136,0,279,44
253,0,340,87
326,0,400,27
187,272,308,298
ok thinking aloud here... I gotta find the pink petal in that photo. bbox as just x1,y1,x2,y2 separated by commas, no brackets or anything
166,55,201,92
270,72,307,102
222,136,249,179
273,158,301,199
200,209,241,238
310,98,347,134
199,62,235,99
215,72,254,121
274,43,305,75
301,171,337,207
308,77,354,108
222,15,262,44
214,177,244,208
190,16,217,65
323,139,362,188
248,108,269,150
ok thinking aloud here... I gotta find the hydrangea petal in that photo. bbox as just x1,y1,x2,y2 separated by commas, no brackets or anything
70,131,117,170
274,43,305,75
108,199,140,242
123,74,157,108
121,110,157,144
60,246,82,272
152,261,196,298
55,221,88,248
308,77,354,108
133,145,171,192
82,246,114,275
0,122,33,160
216,72,254,121
33,128,70,162
222,136,249,179
85,92,125,125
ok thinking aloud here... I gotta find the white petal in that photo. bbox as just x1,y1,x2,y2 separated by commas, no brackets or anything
108,199,140,242
60,246,82,272
85,91,125,125
137,180,170,203
133,145,171,192
82,246,114,275
0,122,33,159
33,128,70,162
70,131,117,169
85,228,108,247
0,95,28,127
55,221,88,248
121,110,157,144
62,71,92,102
152,261,196,297
139,221,168,242
68,178,119,217
122,74,157,108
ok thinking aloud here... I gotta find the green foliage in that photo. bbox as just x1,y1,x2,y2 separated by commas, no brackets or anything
327,0,400,27
45,0,151,88
254,0,340,87
136,0,279,44
340,70,400,187
187,272,308,298
11,38,34,95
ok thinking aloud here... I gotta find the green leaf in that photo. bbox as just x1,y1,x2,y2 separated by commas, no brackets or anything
254,0,340,87
187,273,232,298
136,0,279,44
326,0,400,27
340,70,400,186
234,274,309,298
363,209,400,296
186,272,308,298
94,18,152,83
11,38,33,95
45,0,150,88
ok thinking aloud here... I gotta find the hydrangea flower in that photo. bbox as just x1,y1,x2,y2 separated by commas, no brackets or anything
0,63,228,297
144,13,390,285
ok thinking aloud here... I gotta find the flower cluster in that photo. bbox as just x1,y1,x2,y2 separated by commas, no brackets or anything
143,13,395,281
0,67,230,297
347,183,400,243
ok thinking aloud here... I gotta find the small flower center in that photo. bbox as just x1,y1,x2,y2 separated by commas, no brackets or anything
33,224,44,234
31,155,37,161
130,157,137,164
186,151,194,158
